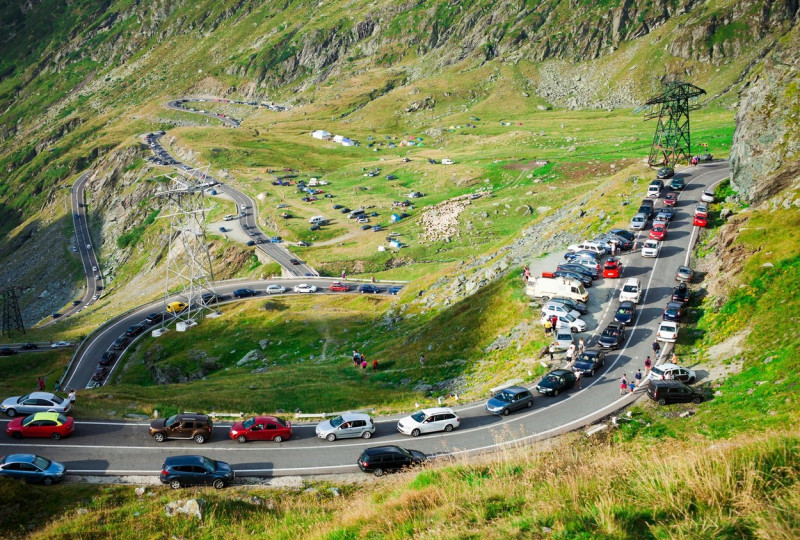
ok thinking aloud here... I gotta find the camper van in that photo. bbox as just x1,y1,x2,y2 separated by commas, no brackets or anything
526,277,588,303
308,216,327,225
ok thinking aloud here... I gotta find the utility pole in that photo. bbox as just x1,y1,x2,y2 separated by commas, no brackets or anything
1,287,26,336
641,82,706,168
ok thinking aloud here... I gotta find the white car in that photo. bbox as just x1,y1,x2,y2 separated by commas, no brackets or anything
619,278,642,303
265,284,286,294
641,239,662,258
92,266,97,271
542,312,586,333
293,284,317,294
541,302,581,320
656,321,679,342
397,407,460,437
566,241,606,255
700,190,715,203
50,341,71,348
647,362,696,383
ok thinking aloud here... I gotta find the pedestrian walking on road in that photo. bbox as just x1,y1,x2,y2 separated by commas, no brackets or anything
420,354,426,367
544,320,552,336
372,359,378,372
575,369,582,389
548,343,555,362
620,379,628,395
644,356,652,375
635,369,643,386
652,339,661,358
565,343,576,364
629,379,636,394
68,389,76,406
37,377,45,391
578,337,585,355
671,352,678,364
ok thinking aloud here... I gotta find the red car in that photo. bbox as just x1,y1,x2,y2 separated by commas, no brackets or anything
649,224,668,240
228,416,292,443
6,412,74,440
329,282,349,292
693,215,707,227
663,192,678,206
602,258,623,278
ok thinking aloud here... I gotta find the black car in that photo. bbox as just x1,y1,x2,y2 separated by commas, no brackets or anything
201,293,226,304
663,301,683,322
98,352,117,366
361,224,371,230
233,288,256,298
125,324,145,338
672,283,690,304
598,322,626,349
385,174,398,180
357,446,426,477
572,349,606,377
552,270,592,288
637,204,654,218
112,336,130,350
608,229,635,243
600,233,633,251
359,284,380,294
614,301,636,325
20,343,38,350
647,380,703,406
333,204,343,209
91,366,108,382
160,455,234,489
246,240,255,246
340,207,351,213
557,263,597,280
485,386,534,415
289,258,301,265
656,167,674,179
549,297,588,315
669,177,686,191
0,348,17,356
145,312,165,325
536,369,576,396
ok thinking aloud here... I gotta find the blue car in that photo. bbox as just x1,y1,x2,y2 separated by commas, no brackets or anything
0,454,66,485
233,288,256,298
614,301,636,325
359,284,380,294
388,285,402,295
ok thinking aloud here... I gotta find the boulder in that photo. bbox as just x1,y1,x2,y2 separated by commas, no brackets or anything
237,350,264,366
164,498,206,520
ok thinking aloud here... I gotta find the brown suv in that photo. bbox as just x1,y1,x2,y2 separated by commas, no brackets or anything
149,413,213,444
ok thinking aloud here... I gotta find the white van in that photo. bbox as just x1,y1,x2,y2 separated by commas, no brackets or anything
441,158,454,165
526,277,588,303
308,215,327,225
619,278,642,303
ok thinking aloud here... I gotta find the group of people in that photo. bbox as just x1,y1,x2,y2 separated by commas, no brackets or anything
619,369,645,395
36,377,77,405
352,350,378,372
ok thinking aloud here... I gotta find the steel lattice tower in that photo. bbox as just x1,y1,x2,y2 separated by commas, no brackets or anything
643,82,706,167
1,287,26,336
156,164,220,327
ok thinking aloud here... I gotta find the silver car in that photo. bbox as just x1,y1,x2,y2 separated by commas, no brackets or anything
315,413,375,441
630,213,648,230
1,392,72,417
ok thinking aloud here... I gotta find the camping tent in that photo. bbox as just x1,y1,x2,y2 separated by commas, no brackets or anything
311,130,332,139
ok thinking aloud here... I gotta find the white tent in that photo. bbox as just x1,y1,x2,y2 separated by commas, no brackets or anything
332,134,345,143
340,138,355,146
311,130,332,139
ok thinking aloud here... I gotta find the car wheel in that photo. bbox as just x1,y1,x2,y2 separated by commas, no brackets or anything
411,429,420,437
237,435,247,444
693,396,702,404
658,398,667,406
11,432,22,439
193,434,206,444
373,468,384,477
526,400,533,408
502,408,510,416
590,369,595,377
326,433,336,442
51,433,61,440
273,435,283,443
689,376,696,384
362,431,372,439
554,389,559,396
153,432,166,443
444,424,454,432
170,479,181,490
541,296,550,301
5,408,16,417
213,479,225,490
42,476,54,486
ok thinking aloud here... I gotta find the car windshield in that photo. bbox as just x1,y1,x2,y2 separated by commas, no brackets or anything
617,307,631,315
633,216,644,222
22,414,35,425
661,324,676,332
562,313,576,323
33,456,51,469
623,285,637,292
602,328,618,338
494,392,512,403
545,374,560,383
577,353,594,363
666,307,680,315
57,414,67,423
17,394,30,403
242,417,256,429
398,447,413,459
330,416,345,428
202,456,216,472
165,415,178,426
410,411,427,423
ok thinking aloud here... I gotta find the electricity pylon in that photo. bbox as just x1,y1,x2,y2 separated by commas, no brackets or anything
1,287,25,336
642,82,706,167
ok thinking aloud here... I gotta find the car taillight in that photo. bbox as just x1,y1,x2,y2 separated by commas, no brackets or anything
161,469,168,476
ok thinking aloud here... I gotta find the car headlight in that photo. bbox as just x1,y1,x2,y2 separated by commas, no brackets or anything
230,430,238,436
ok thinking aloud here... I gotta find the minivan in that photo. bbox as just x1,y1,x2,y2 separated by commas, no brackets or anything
308,215,327,225
647,380,703,405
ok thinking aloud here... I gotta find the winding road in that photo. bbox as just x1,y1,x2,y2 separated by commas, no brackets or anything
1,160,730,479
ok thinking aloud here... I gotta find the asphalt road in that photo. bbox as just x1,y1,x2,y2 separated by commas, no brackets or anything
165,97,289,128
0,161,730,479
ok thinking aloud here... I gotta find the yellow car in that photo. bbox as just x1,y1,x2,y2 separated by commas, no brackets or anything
166,301,188,314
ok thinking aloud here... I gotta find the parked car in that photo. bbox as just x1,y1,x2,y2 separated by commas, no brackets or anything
485,386,534,416
6,412,74,440
20,343,38,350
359,284,380,294
647,183,662,198
50,341,70,348
630,213,648,230
598,322,626,349
701,189,715,203
357,445,426,476
397,407,460,437
90,366,108,383
536,369,576,396
149,413,213,444
564,250,602,263
663,301,683,322
656,321,679,342
0,454,66,485
614,301,637,325
655,207,675,222
316,413,375,441
676,266,694,282
145,312,165,324
160,455,233,490
228,416,292,443
542,312,587,333
608,229,635,243
566,241,606,256
98,352,117,366
649,224,667,241
656,167,674,179
548,297,588,315
669,177,686,191
647,380,703,405
233,288,256,298
1,392,71,417
693,214,708,227
329,282,349,292
557,263,597,280
552,270,592,288
619,278,642,303
641,239,662,258
694,204,708,218
125,324,145,337
111,336,130,350
602,258,623,278
672,283,691,304
265,284,286,294
540,301,581,320
0,348,16,356
572,349,606,377
293,284,317,293
648,363,697,384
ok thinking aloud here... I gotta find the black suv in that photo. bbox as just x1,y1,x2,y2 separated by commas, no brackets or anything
672,283,690,304
572,349,606,377
149,413,213,444
536,369,576,396
160,455,233,489
598,322,626,349
485,386,534,415
647,380,703,405
357,446,426,477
